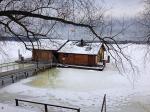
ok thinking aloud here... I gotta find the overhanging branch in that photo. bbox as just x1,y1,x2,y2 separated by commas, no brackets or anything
0,10,104,41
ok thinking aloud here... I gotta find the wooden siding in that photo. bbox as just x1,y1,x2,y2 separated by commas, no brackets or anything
59,53,97,66
31,44,106,66
32,49,52,61
88,55,96,65
97,47,105,62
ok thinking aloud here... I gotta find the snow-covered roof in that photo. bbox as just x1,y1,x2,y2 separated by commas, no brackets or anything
27,39,68,51
58,41,102,55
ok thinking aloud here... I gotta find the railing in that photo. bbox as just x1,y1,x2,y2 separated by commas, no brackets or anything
0,62,25,73
15,99,80,112
0,61,55,85
101,94,106,112
0,62,50,73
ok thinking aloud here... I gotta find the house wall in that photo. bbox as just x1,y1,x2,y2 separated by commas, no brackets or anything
97,46,105,62
59,53,97,66
32,44,106,65
32,49,52,61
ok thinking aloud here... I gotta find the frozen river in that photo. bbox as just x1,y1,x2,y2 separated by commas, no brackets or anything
0,43,150,112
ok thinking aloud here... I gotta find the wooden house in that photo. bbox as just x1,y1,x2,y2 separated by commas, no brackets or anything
27,39,68,62
58,40,106,66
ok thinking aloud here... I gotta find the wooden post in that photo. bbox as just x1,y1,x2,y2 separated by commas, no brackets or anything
105,94,106,112
78,108,80,112
34,69,36,75
102,60,106,67
44,104,48,112
26,72,29,78
24,72,27,78
101,94,106,112
15,99,19,106
11,75,14,83
107,56,110,63
1,80,4,86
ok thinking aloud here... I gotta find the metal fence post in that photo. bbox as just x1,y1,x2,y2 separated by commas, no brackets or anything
78,108,80,112
105,94,106,112
11,75,14,83
15,99,19,106
44,104,48,112
101,94,106,112
1,80,4,86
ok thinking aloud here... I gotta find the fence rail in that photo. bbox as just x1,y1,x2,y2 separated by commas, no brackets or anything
101,94,106,112
0,62,55,87
15,99,80,112
0,62,25,73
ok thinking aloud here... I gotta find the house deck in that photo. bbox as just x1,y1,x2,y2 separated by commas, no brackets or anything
57,64,105,71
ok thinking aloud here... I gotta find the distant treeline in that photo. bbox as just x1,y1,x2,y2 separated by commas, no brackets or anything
0,36,39,42
69,39,148,44
0,37,148,44
107,40,147,44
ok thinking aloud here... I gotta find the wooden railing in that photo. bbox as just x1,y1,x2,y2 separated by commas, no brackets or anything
15,99,80,112
0,62,26,73
101,94,106,112
0,61,53,73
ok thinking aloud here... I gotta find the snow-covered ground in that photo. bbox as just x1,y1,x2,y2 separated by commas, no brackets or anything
0,103,36,112
0,42,150,112
0,41,32,63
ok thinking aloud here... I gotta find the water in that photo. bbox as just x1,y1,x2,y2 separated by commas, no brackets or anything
27,68,60,88
26,67,129,92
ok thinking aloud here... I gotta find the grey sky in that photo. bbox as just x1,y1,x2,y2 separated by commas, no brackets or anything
97,0,144,17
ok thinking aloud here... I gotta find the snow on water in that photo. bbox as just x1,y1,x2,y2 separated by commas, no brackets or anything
0,43,150,112
0,103,36,112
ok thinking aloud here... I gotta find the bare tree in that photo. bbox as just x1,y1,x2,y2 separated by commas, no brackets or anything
138,0,150,42
136,0,150,62
0,0,134,72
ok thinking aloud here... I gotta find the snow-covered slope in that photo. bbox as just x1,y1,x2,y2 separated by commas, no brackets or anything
0,103,36,112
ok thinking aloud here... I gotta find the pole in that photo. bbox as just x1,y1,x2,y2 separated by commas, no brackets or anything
77,108,80,112
44,104,48,112
104,94,106,112
15,99,19,106
101,94,106,112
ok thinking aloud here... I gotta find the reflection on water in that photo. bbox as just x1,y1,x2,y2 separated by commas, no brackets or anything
27,68,60,88
26,68,128,91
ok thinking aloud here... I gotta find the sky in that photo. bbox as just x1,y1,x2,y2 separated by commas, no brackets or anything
97,0,144,18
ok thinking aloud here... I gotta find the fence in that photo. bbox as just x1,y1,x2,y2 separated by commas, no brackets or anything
15,99,80,112
0,62,54,87
0,62,27,73
101,94,106,112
